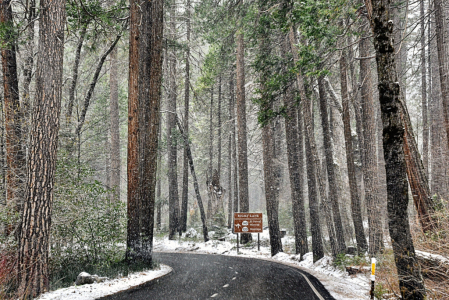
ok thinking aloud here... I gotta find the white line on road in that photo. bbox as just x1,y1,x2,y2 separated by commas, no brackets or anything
211,293,218,297
223,284,229,288
298,272,325,300
232,277,236,280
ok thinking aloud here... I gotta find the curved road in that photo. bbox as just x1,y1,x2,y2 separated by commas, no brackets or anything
101,252,335,300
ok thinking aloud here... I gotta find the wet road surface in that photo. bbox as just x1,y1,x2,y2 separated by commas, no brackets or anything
101,252,335,300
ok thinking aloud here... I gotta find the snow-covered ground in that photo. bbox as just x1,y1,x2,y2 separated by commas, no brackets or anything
36,264,172,300
37,228,370,300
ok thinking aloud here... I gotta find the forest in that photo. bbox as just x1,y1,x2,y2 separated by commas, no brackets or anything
1,0,449,298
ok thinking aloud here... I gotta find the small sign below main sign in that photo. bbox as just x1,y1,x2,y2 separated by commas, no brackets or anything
233,213,263,233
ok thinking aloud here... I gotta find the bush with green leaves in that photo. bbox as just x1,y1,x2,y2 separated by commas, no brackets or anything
49,158,127,290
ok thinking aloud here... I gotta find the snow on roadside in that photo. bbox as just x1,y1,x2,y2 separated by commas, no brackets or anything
36,264,172,300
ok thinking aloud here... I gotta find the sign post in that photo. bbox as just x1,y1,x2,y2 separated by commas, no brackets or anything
233,213,263,253
370,258,376,299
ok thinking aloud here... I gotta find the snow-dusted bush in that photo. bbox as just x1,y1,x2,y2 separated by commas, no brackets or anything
49,159,127,290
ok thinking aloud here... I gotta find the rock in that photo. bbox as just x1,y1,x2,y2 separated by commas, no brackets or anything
75,272,108,285
75,272,95,285
185,228,198,238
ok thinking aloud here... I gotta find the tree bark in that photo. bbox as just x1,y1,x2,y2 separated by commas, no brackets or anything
281,34,308,257
227,77,233,228
180,0,191,233
167,5,179,239
420,0,429,175
218,76,222,177
342,38,368,253
207,87,214,220
434,0,449,160
110,47,121,201
262,121,283,256
289,28,323,262
401,102,436,232
236,32,251,244
359,23,383,255
136,0,164,264
366,0,427,296
1,0,26,237
126,0,141,262
17,0,65,296
318,76,346,254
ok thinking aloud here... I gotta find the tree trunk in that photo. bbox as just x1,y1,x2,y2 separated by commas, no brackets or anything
289,28,323,262
168,5,179,240
126,0,141,262
342,38,368,253
281,34,308,257
231,73,239,217
366,0,427,297
177,118,209,242
420,0,429,175
236,32,251,244
180,0,191,233
218,76,222,177
434,0,449,151
262,121,283,256
110,47,121,201
207,87,214,220
17,0,65,296
136,0,164,264
227,76,233,228
75,35,121,137
318,76,346,254
1,0,26,237
66,24,88,124
401,102,436,232
359,23,383,255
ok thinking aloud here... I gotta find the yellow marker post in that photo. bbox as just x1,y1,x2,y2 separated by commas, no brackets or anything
370,258,376,299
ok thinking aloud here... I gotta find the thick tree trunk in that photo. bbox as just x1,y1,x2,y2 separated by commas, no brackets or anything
289,28,323,262
281,35,308,257
180,0,191,233
367,0,427,297
110,47,121,201
167,5,179,239
236,32,251,244
342,40,368,253
135,0,163,264
318,76,346,254
126,0,141,262
17,0,65,296
1,0,26,237
359,24,383,255
177,118,209,242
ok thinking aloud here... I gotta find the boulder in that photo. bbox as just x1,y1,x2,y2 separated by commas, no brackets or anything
75,272,108,285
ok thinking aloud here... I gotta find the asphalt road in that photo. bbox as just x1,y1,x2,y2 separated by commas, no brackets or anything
101,252,335,300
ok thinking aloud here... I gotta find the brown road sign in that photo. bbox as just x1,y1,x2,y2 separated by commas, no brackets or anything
233,213,263,233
